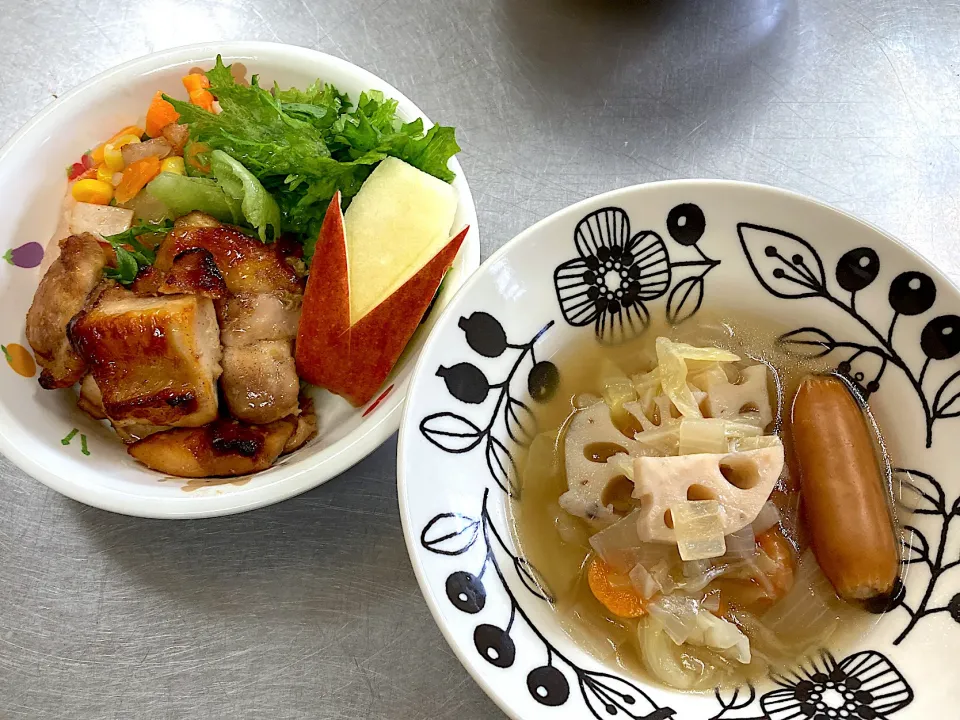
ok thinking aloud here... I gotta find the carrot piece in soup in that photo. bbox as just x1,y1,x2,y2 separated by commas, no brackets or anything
587,557,647,618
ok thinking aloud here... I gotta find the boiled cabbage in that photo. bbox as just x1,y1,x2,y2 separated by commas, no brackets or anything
655,339,738,419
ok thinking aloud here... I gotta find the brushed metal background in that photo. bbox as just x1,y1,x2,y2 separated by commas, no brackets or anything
2,0,959,717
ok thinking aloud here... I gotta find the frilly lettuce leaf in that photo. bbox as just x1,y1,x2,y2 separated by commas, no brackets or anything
165,55,460,256
210,150,281,242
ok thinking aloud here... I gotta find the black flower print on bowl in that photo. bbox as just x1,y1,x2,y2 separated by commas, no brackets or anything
421,488,677,720
554,207,670,344
739,223,960,448
554,205,720,343
761,650,913,720
419,313,557,497
895,467,960,644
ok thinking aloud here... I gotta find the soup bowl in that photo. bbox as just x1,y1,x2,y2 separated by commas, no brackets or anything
0,42,479,518
398,180,960,719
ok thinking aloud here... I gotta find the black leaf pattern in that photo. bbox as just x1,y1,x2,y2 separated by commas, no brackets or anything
421,489,677,718
419,412,483,453
738,223,826,299
896,468,946,516
665,276,704,325
422,317,553,496
891,468,960,644
514,557,553,602
709,685,759,720
741,220,960,448
778,327,836,358
420,513,480,556
933,370,960,419
485,435,518,496
503,396,537,446
578,670,675,720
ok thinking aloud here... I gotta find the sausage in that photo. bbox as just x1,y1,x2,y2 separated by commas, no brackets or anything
790,375,899,602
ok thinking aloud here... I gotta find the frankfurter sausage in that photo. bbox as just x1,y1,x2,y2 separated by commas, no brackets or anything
790,375,898,602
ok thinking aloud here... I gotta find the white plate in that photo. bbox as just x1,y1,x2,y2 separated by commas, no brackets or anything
399,180,960,719
0,42,479,518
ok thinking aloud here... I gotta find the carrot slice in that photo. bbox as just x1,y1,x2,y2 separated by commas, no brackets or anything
114,156,161,204
587,557,647,618
145,91,180,137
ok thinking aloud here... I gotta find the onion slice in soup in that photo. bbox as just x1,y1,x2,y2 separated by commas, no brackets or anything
724,526,757,558
588,511,676,573
761,551,842,642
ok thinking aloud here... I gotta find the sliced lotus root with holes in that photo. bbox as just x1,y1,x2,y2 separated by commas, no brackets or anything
693,364,773,428
559,401,651,524
631,446,784,542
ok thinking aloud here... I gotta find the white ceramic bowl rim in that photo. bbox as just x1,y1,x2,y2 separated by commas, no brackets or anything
398,178,960,720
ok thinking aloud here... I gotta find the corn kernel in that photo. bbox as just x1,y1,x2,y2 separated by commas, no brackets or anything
160,156,186,175
71,179,113,205
96,165,113,184
103,134,141,172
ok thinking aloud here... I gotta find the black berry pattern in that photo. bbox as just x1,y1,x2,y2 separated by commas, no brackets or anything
894,468,960,643
420,488,677,719
459,312,507,357
420,489,918,720
666,203,706,246
740,224,960,448
554,205,720,340
420,314,556,496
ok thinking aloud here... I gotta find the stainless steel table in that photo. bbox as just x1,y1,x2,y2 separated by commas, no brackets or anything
2,1,959,717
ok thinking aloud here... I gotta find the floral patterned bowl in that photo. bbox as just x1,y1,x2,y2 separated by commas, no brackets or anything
397,180,960,719
0,42,479,518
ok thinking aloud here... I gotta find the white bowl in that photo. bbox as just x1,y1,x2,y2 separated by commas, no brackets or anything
398,180,960,719
0,42,479,518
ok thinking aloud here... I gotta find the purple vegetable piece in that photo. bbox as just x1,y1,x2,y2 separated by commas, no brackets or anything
3,242,44,269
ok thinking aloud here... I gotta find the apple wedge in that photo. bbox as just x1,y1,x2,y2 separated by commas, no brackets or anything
296,189,467,407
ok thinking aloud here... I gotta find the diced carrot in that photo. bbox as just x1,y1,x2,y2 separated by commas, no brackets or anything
188,88,215,112
182,73,210,93
184,142,211,174
114,156,161,204
587,557,647,618
145,91,180,137
183,73,215,112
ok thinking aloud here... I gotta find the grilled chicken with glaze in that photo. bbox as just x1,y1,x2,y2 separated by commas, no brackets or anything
69,288,222,428
154,213,303,424
25,213,315,479
25,233,112,389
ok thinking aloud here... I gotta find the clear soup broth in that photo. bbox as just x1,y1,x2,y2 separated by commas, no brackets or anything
510,314,900,692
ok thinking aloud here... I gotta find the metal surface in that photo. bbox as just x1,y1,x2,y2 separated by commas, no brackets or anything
2,0,960,717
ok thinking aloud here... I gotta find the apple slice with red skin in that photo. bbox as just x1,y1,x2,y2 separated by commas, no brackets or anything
296,192,468,407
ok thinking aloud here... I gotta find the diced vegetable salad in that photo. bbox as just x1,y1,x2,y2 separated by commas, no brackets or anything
66,55,460,277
